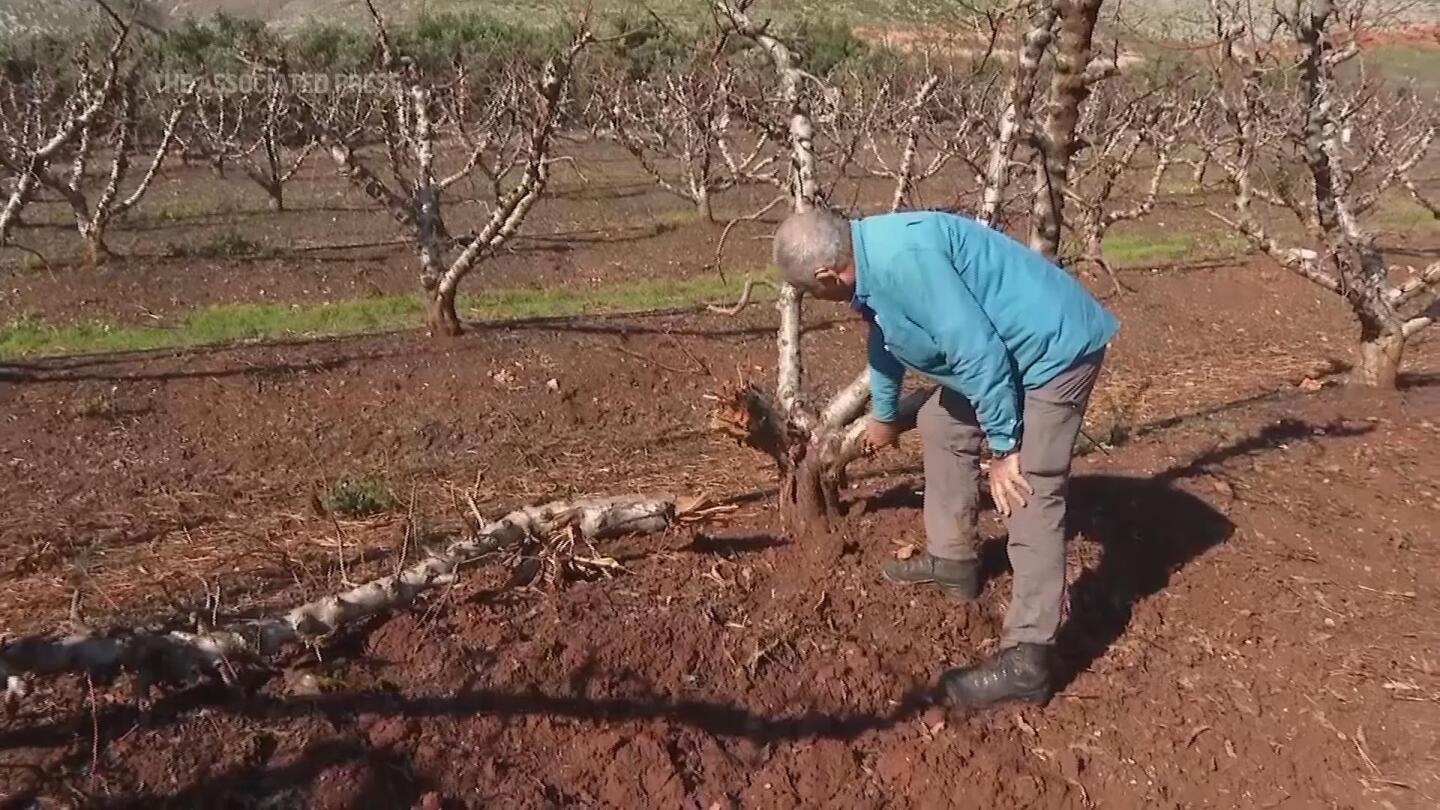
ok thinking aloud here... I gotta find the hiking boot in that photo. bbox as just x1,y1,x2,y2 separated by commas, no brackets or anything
881,552,980,599
940,643,1053,712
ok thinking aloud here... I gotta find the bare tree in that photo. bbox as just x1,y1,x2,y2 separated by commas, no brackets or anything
709,0,935,534
0,15,130,254
43,72,195,265
977,0,1057,227
318,1,590,336
1066,79,1204,291
189,68,324,212
596,40,738,221
1205,0,1440,387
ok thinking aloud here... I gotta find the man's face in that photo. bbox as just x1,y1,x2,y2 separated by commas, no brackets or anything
810,262,856,302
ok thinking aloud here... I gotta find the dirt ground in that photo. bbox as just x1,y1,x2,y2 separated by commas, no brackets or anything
2,231,1439,806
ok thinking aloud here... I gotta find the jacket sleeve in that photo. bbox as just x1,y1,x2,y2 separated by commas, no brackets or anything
903,250,1023,452
867,320,906,422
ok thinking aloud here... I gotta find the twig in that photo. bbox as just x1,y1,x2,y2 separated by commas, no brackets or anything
609,345,695,375
708,277,779,316
710,194,788,282
86,673,101,779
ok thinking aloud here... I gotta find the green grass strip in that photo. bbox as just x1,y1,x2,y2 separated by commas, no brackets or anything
0,274,763,359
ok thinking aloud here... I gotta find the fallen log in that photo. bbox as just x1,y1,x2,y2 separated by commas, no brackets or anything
0,495,677,704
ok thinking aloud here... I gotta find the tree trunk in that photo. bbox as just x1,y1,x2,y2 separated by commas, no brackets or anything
267,183,285,212
83,229,110,268
696,189,713,223
427,288,462,337
1028,0,1105,259
779,452,840,542
1355,328,1404,388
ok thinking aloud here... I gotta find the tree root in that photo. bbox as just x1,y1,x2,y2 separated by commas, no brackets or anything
0,495,677,705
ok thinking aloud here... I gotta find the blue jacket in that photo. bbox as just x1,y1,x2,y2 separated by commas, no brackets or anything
852,211,1117,453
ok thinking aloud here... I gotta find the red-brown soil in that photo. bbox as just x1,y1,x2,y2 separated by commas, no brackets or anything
1,251,1438,806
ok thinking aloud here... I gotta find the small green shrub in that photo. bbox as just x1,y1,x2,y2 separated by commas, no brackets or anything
325,476,392,518
788,18,869,77
164,230,268,259
288,22,372,73
597,9,699,78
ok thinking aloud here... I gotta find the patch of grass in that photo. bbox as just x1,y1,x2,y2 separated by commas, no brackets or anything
148,195,245,223
1368,193,1440,235
1358,45,1440,89
0,273,771,359
1099,231,1247,266
651,208,705,231
325,476,392,518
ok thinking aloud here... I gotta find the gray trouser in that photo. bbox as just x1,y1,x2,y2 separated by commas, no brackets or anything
916,350,1105,647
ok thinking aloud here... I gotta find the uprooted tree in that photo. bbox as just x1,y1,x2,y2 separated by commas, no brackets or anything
1204,0,1439,387
316,0,589,336
0,495,696,703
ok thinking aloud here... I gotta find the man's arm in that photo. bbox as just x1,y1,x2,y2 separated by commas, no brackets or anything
867,320,906,422
904,251,1023,453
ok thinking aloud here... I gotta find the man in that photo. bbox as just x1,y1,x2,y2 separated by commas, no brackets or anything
771,208,1116,711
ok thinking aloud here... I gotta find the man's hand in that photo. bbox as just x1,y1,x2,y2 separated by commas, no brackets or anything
988,452,1032,518
863,418,901,455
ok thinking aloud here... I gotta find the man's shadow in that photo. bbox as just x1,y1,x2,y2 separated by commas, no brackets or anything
1054,474,1233,688
866,472,1234,687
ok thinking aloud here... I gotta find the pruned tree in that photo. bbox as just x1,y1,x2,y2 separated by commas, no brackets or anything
0,10,130,255
1204,0,1440,387
44,72,195,265
1065,79,1204,292
318,0,590,336
188,67,323,212
596,38,738,221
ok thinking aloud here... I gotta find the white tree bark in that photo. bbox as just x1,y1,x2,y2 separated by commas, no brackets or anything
0,21,130,249
0,496,677,702
978,2,1057,227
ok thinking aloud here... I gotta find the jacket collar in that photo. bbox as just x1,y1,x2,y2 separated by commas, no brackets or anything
849,218,870,311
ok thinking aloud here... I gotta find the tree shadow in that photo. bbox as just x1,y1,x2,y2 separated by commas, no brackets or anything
0,309,829,386
80,736,426,809
0,671,933,807
1399,369,1440,389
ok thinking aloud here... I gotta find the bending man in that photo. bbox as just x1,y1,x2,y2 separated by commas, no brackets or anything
771,208,1117,711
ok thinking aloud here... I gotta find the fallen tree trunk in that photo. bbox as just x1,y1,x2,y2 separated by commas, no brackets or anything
0,496,677,704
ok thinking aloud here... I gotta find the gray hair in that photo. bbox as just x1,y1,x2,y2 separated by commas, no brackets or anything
772,209,852,291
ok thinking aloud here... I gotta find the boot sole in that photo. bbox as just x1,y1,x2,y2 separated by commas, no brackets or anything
938,582,982,601
942,685,1051,714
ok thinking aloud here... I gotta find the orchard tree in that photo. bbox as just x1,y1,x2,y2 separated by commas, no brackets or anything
1065,78,1204,292
318,0,590,336
595,37,740,221
708,0,1113,534
1205,0,1439,387
0,5,130,256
